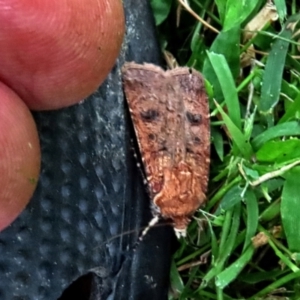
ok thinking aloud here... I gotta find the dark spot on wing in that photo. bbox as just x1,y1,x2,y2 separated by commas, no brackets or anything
186,112,202,125
140,109,159,122
186,147,193,153
193,137,201,144
186,136,201,153
148,133,156,140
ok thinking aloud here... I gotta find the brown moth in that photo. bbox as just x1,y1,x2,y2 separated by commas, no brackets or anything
122,62,210,238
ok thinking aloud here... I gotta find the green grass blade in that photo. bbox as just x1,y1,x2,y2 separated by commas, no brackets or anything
215,184,244,215
214,100,253,158
256,139,300,164
170,259,184,294
211,126,224,161
286,54,300,74
274,0,287,23
223,0,259,31
259,14,300,125
268,238,299,272
214,0,226,24
278,91,300,124
207,52,241,129
150,0,172,25
281,167,300,252
202,203,241,286
249,270,300,299
215,245,255,289
206,214,219,261
243,190,259,251
260,198,281,222
208,176,241,209
252,121,300,150
203,25,240,100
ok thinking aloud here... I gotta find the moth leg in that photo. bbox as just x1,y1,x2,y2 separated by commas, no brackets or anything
139,215,160,241
131,216,160,252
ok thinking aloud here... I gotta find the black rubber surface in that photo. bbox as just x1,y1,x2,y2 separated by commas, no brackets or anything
0,0,175,299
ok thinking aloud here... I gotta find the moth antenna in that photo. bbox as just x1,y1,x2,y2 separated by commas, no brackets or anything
92,229,139,251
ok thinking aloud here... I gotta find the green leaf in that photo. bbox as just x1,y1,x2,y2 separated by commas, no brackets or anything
214,0,226,24
150,0,172,25
252,121,300,150
223,0,259,31
286,54,300,74
242,165,260,180
256,139,300,163
260,198,281,222
268,238,299,272
274,0,287,23
279,91,300,124
249,270,300,299
211,126,224,161
281,167,300,252
215,184,244,215
170,259,184,294
244,190,259,251
214,100,253,158
207,52,241,129
216,245,255,289
202,203,241,286
203,25,240,100
259,14,300,125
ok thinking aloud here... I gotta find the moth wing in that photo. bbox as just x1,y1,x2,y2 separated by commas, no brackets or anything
122,63,169,195
168,67,210,196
